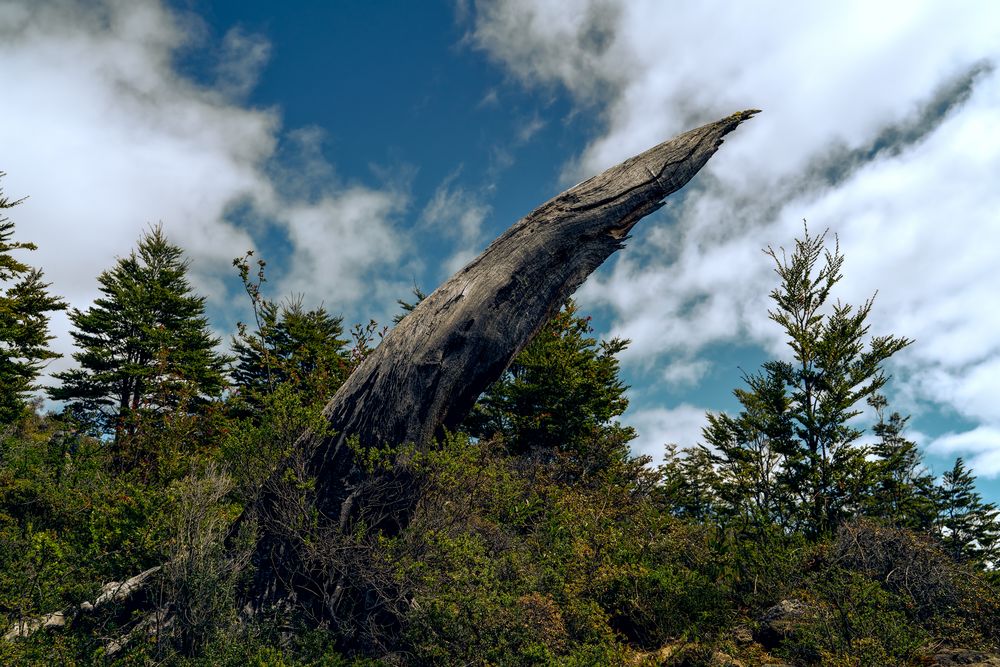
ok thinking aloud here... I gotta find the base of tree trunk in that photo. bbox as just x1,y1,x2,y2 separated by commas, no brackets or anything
239,110,759,638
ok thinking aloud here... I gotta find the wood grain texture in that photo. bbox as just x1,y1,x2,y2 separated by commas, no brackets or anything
246,110,759,623
323,112,755,449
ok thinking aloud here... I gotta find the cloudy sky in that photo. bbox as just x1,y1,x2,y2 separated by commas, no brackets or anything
2,1,998,498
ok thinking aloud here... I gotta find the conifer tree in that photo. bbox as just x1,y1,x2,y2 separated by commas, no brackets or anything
702,227,911,537
701,362,795,532
231,298,350,409
49,225,227,444
866,394,936,531
229,251,351,418
659,443,722,521
465,300,635,479
937,457,999,567
0,174,66,424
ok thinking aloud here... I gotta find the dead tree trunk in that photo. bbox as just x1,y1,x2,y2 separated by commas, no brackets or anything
244,110,759,635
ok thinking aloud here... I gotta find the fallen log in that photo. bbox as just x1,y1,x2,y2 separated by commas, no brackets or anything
244,110,759,634
3,565,162,641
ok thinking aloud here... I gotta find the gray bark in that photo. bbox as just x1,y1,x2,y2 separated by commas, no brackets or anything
321,110,757,453
246,110,759,627
3,565,162,641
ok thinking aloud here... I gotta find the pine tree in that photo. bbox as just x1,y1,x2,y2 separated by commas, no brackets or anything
0,174,66,424
865,394,936,531
701,226,911,537
465,300,635,480
231,298,350,409
49,225,228,445
937,457,999,567
658,443,722,521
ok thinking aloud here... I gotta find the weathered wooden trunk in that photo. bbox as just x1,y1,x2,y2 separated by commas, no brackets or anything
244,110,759,638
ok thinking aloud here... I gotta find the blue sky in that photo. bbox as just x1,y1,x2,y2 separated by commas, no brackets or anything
2,1,999,500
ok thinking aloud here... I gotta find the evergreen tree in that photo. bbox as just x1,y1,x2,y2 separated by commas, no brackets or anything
937,457,999,567
231,297,350,409
701,362,795,532
701,227,911,537
465,300,635,480
866,394,936,531
49,225,227,445
658,443,722,521
393,285,427,324
229,251,351,418
0,174,66,424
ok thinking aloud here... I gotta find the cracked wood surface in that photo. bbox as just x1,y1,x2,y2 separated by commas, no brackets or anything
6,111,759,642
248,110,759,618
308,110,757,470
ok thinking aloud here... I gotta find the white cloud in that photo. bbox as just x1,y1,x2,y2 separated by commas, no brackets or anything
421,172,493,276
625,403,708,463
213,27,271,100
516,114,546,143
929,427,1000,478
477,88,500,109
470,0,629,104
275,187,409,309
660,357,711,387
471,0,1000,475
0,0,409,381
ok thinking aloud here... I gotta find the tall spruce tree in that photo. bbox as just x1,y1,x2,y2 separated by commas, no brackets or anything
49,225,227,444
701,227,911,537
937,457,999,567
0,174,66,424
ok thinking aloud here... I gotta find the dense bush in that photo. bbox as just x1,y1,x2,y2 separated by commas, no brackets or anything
0,226,997,665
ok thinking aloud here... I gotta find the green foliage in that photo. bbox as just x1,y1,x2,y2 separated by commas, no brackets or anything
383,434,672,664
50,225,228,463
393,284,427,324
865,395,937,531
778,567,928,667
220,382,334,504
831,519,1000,645
937,457,1000,566
231,299,349,404
699,363,795,532
653,227,1000,663
1,219,997,666
658,444,721,522
0,412,166,630
696,226,912,537
187,626,379,666
0,174,66,424
466,300,636,481
163,465,251,656
230,251,350,416
769,519,1000,665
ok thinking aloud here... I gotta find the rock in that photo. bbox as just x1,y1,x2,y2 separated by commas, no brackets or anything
710,650,744,667
732,624,753,644
629,642,746,666
3,610,66,640
932,648,1000,666
628,641,683,665
755,599,814,648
